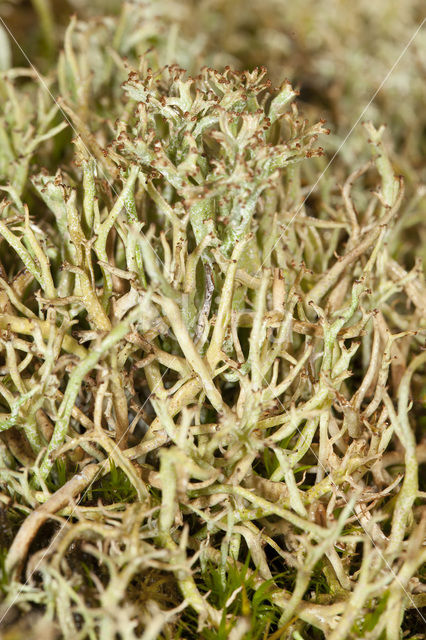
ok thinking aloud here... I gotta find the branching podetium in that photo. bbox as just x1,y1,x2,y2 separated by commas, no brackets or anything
0,11,425,640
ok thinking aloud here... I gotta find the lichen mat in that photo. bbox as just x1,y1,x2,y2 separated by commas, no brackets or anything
0,2,425,639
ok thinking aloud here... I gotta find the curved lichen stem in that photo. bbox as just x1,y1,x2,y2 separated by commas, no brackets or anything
38,304,143,480
386,349,426,556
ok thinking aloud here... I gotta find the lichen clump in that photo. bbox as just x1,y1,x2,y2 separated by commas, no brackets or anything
0,5,425,640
